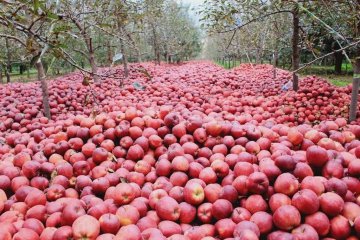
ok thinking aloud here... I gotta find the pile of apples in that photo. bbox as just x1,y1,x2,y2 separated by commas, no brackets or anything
0,61,360,239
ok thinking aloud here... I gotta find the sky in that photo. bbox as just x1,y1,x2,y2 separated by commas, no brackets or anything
177,0,205,24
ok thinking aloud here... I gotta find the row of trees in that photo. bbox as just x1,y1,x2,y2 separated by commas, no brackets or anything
200,0,360,122
0,0,201,118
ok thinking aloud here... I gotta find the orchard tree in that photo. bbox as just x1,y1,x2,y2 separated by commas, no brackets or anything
0,0,65,118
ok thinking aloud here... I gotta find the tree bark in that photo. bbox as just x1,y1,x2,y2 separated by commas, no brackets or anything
273,49,278,79
292,6,300,91
120,37,129,79
349,58,360,122
334,51,343,75
88,39,99,82
0,64,3,83
152,24,160,65
107,40,112,66
35,60,51,119
5,37,11,83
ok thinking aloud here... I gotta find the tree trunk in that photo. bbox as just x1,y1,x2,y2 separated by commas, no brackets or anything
349,58,360,122
152,25,160,65
334,51,343,75
292,6,300,91
0,64,3,83
349,0,360,122
107,40,112,66
19,64,25,75
120,37,129,79
273,49,278,79
89,50,99,82
5,37,11,83
35,60,51,119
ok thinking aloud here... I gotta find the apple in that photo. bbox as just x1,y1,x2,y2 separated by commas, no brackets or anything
274,173,299,196
306,146,329,167
13,228,39,240
234,220,260,238
273,205,301,230
99,213,120,234
329,215,351,239
114,224,141,240
292,224,319,240
291,189,319,215
197,202,213,223
113,183,136,205
305,211,330,236
184,182,204,205
158,220,182,237
215,218,236,239
319,192,344,217
231,207,251,223
269,193,291,212
211,199,233,220
250,211,273,234
244,194,268,214
72,215,100,240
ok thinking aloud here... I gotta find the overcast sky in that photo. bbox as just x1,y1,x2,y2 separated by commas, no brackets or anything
177,0,205,24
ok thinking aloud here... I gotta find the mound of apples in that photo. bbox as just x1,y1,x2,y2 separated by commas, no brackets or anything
1,61,360,239
0,104,360,239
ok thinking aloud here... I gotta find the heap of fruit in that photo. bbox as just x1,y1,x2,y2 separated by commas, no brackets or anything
0,62,360,239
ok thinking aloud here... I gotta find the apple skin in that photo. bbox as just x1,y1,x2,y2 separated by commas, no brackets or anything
184,182,205,206
158,220,182,237
291,189,319,215
274,173,299,196
232,207,251,223
114,224,141,240
116,205,140,226
250,211,273,234
234,220,260,238
215,218,236,239
13,228,39,240
273,205,301,231
319,192,344,217
72,215,100,240
246,172,269,194
179,202,196,224
211,199,233,220
305,211,330,236
329,215,351,239
306,146,329,167
269,193,291,212
197,202,213,223
292,224,319,240
244,194,268,214
99,213,120,234
61,203,86,226
39,227,57,240
114,183,136,205
155,196,180,221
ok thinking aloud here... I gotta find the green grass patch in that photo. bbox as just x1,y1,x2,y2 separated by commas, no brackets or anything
215,60,241,69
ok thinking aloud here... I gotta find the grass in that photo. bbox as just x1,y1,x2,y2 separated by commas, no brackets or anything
316,74,352,87
215,60,242,69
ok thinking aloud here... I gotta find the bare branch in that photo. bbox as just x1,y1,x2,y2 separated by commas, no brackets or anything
218,10,293,34
293,39,360,73
0,34,26,46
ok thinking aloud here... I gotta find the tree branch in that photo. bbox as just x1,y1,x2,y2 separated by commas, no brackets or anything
0,34,26,46
218,10,293,34
293,39,360,73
